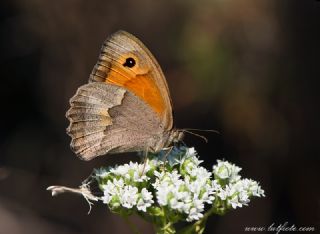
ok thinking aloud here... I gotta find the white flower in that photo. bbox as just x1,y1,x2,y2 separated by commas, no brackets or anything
137,188,154,212
119,185,138,209
113,178,124,188
187,198,204,222
243,179,265,197
110,164,130,176
186,181,201,195
109,162,151,182
183,157,203,177
101,180,121,207
213,160,241,182
201,187,215,204
95,168,110,178
102,180,117,195
211,180,222,191
217,187,228,200
185,147,197,158
154,170,164,178
238,190,249,204
152,163,216,222
214,177,265,210
95,147,265,224
134,162,151,181
155,181,172,206
228,195,242,208
102,190,112,204
132,170,149,182
169,197,184,210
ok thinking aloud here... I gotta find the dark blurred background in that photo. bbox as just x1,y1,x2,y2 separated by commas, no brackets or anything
0,0,319,233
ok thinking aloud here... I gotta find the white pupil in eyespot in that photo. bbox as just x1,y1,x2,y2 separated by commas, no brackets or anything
123,57,136,68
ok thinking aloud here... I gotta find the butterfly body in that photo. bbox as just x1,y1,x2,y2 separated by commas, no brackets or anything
66,31,183,160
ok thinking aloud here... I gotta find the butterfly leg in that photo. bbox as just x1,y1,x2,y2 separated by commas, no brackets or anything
140,147,149,176
157,146,174,171
161,146,174,162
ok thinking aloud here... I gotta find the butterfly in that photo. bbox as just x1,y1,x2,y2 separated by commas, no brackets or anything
66,30,184,160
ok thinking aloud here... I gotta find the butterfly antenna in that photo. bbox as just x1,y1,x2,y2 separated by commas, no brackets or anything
183,130,208,143
183,128,220,134
180,139,187,147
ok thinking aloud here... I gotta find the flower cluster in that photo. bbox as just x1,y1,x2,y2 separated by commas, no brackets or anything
96,161,155,212
212,160,265,210
94,147,265,224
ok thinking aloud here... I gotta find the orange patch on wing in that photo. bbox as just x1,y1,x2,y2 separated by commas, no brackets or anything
105,71,165,116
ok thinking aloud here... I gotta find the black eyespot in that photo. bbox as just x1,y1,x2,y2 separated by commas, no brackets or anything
123,57,136,68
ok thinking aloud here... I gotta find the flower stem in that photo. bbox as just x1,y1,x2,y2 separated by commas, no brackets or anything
154,222,175,234
153,208,176,234
177,206,226,234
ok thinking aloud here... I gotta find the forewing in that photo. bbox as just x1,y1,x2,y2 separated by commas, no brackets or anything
89,30,173,130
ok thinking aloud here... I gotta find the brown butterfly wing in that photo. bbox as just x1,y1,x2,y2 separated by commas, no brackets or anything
66,82,169,160
89,30,173,130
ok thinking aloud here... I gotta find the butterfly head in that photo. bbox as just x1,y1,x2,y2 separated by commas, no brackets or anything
170,129,185,144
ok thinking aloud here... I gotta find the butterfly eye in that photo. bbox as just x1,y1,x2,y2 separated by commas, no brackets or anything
123,57,136,68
